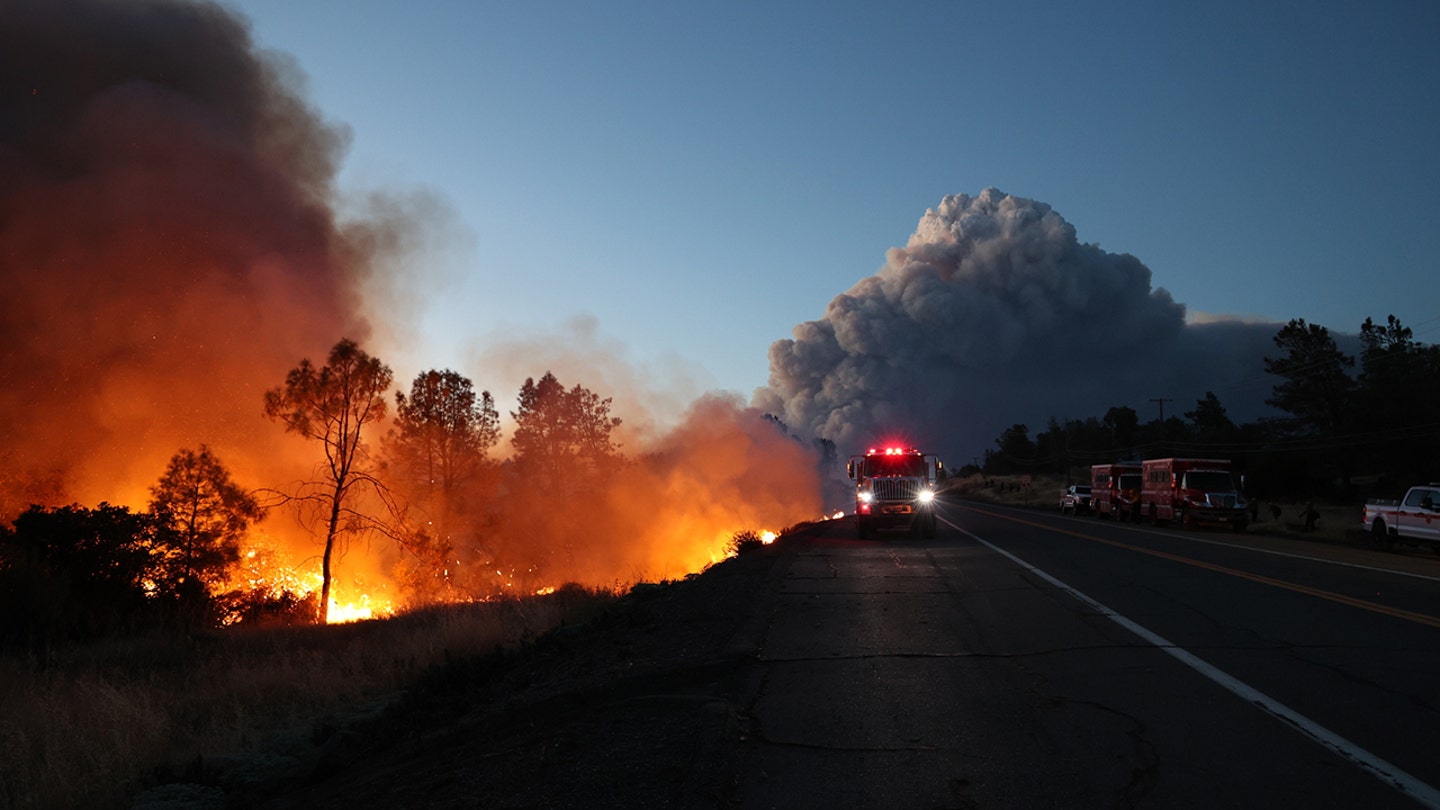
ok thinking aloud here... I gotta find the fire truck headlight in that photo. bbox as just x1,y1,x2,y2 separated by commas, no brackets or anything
859,491,875,504
916,489,935,504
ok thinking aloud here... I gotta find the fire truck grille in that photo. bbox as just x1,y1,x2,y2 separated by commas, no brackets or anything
872,479,921,501
1208,494,1237,508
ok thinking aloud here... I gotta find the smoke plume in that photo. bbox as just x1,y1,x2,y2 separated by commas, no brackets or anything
0,0,377,513
754,189,1278,461
0,1,826,613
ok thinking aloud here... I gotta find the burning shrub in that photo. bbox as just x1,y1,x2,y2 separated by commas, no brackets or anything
213,586,320,627
728,529,765,556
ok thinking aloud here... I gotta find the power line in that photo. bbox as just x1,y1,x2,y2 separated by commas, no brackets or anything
1149,397,1173,424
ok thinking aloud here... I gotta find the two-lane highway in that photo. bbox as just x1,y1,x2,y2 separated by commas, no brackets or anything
731,500,1440,808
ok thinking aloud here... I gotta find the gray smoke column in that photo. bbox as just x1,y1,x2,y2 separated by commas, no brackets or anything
754,188,1276,459
0,0,376,513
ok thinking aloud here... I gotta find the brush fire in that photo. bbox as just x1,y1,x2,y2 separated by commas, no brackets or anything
0,0,826,635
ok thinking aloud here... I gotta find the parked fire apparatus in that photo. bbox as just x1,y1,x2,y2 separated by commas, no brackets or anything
1140,457,1249,531
847,446,942,539
1090,462,1142,521
1363,484,1440,552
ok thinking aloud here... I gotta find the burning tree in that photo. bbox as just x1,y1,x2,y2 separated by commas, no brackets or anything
511,372,622,500
148,445,263,622
385,369,500,601
390,369,499,511
264,339,393,623
498,372,622,582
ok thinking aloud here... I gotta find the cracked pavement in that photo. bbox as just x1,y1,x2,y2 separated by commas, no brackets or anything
247,506,1438,809
726,514,1432,809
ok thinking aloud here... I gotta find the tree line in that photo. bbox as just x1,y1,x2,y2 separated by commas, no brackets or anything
0,339,633,648
975,315,1440,498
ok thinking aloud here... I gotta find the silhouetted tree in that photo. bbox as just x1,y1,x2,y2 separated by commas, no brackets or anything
385,369,500,601
985,424,1035,474
0,504,161,648
390,369,500,499
1264,319,1355,436
1264,319,1357,488
264,339,393,623
1357,315,1440,482
1034,418,1067,474
148,445,262,623
812,437,839,478
1104,406,1140,453
511,372,622,498
1185,392,1234,434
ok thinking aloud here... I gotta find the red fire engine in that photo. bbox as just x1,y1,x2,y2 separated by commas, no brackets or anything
846,446,942,539
1091,462,1142,521
1140,458,1249,531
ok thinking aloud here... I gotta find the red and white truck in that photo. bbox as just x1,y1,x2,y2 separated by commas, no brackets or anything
1091,462,1143,521
847,445,942,539
1140,458,1249,531
1363,484,1440,552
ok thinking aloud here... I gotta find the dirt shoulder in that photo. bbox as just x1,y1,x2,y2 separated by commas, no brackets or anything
237,539,796,809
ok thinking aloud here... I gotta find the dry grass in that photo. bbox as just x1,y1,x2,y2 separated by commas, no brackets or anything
0,588,616,810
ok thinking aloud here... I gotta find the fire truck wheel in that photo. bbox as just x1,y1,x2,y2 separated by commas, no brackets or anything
857,517,871,540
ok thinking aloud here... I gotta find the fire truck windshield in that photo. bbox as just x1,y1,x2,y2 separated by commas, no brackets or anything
867,454,926,477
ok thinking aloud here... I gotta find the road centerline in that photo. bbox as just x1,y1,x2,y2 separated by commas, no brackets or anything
942,514,1440,810
952,503,1440,630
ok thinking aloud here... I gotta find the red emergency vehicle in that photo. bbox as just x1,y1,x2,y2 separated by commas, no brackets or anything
1140,458,1249,531
1090,462,1142,521
847,446,942,539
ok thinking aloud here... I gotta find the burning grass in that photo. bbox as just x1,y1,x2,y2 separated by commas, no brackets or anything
0,587,616,810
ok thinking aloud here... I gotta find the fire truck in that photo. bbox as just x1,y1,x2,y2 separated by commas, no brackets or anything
1140,458,1249,531
847,446,942,539
1090,462,1142,521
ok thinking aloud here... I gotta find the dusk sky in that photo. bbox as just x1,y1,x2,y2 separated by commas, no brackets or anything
224,1,1439,408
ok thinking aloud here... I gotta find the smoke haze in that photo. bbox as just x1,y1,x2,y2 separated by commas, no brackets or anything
754,189,1279,461
0,1,825,609
2,3,1290,610
0,0,378,512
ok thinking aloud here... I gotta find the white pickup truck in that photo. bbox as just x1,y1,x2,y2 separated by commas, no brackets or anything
1363,484,1440,551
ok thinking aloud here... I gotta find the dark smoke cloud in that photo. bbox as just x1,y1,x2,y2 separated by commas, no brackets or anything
754,188,1278,461
0,0,374,512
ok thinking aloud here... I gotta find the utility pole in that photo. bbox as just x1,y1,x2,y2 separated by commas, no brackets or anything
1149,397,1172,425
1150,396,1173,452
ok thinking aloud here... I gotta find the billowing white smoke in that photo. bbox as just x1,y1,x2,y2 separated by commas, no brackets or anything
754,188,1277,460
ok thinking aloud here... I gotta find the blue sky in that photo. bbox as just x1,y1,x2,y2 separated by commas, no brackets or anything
225,0,1440,403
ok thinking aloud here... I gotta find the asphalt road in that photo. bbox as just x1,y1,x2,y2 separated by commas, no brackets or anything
732,500,1440,809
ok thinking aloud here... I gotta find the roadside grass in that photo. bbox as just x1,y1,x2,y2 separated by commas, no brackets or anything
0,588,617,810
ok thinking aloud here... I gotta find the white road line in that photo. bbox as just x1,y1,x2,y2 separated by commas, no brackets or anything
994,501,1440,583
943,516,1440,810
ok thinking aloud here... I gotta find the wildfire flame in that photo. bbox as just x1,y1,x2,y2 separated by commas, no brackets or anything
327,598,379,624
1,0,829,629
